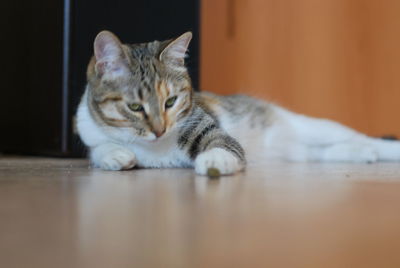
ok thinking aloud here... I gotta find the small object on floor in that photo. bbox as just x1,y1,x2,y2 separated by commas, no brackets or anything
207,167,221,179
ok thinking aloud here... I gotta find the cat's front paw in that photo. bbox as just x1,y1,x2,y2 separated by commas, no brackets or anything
194,148,244,176
91,144,136,171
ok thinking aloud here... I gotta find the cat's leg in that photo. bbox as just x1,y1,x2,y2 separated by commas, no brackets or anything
178,106,247,175
312,142,379,163
90,143,137,170
193,132,246,175
312,138,400,163
281,111,400,162
180,126,245,175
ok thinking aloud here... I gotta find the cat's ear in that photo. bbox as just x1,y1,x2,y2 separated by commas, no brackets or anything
94,31,129,78
159,32,192,65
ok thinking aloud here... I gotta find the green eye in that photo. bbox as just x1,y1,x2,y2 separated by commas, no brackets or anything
128,103,144,112
165,96,177,109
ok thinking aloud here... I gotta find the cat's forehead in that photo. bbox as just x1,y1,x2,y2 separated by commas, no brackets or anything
124,72,185,102
129,41,160,56
128,40,167,64
126,44,164,77
119,40,190,99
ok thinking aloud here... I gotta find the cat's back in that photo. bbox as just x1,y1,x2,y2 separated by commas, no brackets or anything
196,91,279,128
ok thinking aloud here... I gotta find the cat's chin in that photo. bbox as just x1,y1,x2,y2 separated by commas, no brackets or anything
138,135,157,142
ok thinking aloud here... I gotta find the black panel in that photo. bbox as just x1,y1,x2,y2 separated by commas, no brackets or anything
1,0,64,155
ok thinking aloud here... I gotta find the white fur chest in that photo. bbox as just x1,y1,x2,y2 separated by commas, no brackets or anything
127,135,192,168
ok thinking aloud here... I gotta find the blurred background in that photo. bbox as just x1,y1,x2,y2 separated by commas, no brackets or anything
201,0,400,138
2,0,400,156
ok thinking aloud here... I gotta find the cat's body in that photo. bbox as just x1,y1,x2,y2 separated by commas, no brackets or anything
77,31,400,175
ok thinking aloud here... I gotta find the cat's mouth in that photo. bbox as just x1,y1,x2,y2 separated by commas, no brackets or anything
142,132,167,142
139,126,175,143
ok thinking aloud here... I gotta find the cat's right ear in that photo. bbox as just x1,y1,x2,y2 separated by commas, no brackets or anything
93,31,128,78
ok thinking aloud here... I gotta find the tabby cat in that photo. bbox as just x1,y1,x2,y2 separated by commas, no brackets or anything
76,31,400,175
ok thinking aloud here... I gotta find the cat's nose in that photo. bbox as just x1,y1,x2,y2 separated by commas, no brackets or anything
150,118,166,138
153,129,166,138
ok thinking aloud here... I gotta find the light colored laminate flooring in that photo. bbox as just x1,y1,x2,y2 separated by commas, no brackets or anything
1,156,400,268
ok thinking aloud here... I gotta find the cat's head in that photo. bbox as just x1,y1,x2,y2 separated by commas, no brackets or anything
87,30,193,141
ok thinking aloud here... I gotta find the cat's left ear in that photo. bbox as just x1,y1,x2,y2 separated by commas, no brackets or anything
159,32,192,65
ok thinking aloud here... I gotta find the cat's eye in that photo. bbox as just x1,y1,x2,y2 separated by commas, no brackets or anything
128,103,144,112
165,96,177,109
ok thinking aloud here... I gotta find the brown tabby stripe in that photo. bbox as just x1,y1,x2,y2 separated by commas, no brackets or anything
199,133,245,161
188,124,217,159
177,108,206,147
216,136,246,162
137,88,143,100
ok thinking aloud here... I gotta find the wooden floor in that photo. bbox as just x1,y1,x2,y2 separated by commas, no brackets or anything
1,157,400,268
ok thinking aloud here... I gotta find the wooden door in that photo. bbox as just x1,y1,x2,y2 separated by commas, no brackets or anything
200,0,400,137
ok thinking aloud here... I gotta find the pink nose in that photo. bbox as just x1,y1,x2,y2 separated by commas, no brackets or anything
153,129,165,138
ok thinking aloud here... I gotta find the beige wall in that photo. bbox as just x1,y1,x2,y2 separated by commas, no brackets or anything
201,0,400,136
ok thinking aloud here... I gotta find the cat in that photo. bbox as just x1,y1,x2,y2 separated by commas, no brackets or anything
76,30,400,175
